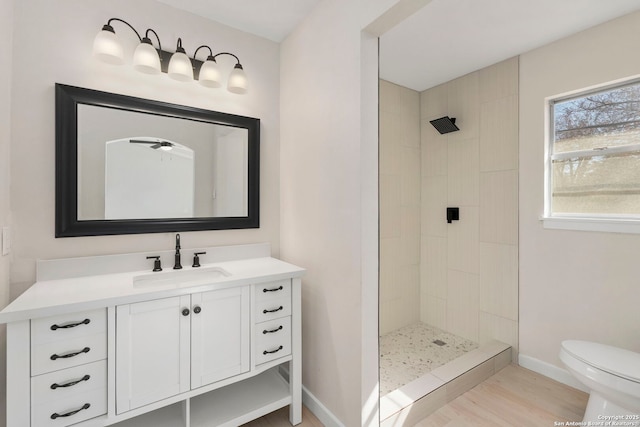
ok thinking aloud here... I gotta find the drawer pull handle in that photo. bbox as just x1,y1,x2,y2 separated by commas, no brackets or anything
50,347,90,360
263,286,283,293
263,306,283,314
50,318,90,331
263,345,283,355
51,403,90,419
263,325,283,334
51,375,91,390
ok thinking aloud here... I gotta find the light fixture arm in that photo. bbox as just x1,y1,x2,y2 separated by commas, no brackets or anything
105,18,142,42
175,38,187,54
143,28,162,51
212,52,242,65
193,45,214,61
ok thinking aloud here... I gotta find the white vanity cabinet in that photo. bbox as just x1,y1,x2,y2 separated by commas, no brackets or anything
30,309,108,427
2,252,303,427
115,287,250,413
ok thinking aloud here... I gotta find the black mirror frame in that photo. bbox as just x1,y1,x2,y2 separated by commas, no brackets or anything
55,83,260,237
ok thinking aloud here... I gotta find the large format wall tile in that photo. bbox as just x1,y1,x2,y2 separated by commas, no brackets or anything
447,138,479,207
479,170,518,245
380,79,401,113
448,72,479,143
402,147,421,206
479,242,518,321
421,296,447,330
421,235,447,300
422,174,447,238
380,174,401,239
447,206,479,274
421,83,448,120
421,122,448,177
446,270,480,342
479,312,518,359
380,110,401,175
380,80,421,334
479,56,518,103
480,95,518,172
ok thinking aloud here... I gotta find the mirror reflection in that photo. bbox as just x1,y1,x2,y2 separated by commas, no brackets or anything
77,105,249,221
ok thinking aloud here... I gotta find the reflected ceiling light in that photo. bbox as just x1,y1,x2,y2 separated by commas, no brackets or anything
130,139,174,151
92,17,249,94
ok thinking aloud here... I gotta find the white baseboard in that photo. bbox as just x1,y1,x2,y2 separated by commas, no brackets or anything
302,384,345,427
518,354,589,393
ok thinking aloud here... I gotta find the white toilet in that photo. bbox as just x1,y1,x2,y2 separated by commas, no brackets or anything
560,340,640,422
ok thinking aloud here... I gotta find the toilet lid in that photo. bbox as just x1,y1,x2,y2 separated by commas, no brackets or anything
562,340,640,383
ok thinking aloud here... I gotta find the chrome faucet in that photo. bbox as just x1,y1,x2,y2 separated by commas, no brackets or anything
173,234,182,270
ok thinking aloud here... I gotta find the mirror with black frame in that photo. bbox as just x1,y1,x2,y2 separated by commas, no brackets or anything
55,84,260,237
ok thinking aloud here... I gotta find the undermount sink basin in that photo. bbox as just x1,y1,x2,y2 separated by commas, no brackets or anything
133,266,231,287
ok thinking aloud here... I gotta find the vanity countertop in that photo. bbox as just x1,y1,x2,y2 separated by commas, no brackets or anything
0,256,305,323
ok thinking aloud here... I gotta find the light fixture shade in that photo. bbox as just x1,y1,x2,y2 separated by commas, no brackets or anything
198,59,222,88
133,40,161,75
227,64,248,94
93,27,124,65
168,50,194,82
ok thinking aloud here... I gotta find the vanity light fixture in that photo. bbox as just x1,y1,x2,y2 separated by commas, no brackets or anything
92,18,248,94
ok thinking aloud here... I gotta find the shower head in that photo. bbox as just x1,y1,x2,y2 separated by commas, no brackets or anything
429,116,460,134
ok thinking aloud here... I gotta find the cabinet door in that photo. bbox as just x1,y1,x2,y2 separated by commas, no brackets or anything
116,295,191,413
190,286,250,389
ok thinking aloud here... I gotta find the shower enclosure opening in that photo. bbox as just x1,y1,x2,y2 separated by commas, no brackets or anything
378,57,519,423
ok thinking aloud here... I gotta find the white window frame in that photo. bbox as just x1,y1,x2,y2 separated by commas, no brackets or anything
542,75,640,234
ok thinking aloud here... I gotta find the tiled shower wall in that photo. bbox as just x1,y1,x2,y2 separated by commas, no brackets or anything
420,57,519,356
379,81,421,335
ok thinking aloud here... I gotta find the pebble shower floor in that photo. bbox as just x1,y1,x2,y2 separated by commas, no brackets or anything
379,322,478,395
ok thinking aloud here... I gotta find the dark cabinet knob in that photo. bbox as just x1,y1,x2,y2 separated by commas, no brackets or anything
182,308,190,316
193,306,201,314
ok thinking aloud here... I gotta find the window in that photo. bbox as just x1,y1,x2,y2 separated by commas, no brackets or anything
545,78,640,232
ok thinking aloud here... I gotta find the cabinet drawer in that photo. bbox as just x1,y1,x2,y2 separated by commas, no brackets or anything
32,386,106,427
32,360,106,407
255,317,291,365
255,297,291,323
31,309,106,346
255,280,291,302
32,332,107,376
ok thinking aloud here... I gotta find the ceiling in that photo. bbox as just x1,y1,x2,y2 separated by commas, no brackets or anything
155,0,640,91
155,0,322,42
380,0,640,91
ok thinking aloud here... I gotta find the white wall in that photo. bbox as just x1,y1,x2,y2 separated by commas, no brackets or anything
0,0,13,424
519,11,640,370
9,0,281,296
280,0,386,424
280,3,364,424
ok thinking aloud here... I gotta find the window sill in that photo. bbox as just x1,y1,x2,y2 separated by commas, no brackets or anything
541,216,640,234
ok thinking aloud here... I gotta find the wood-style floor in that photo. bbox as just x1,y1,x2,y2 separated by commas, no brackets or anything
415,365,588,427
241,405,324,427
244,365,588,426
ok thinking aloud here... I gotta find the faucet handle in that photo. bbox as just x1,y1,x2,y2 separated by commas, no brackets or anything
146,256,162,272
192,251,206,268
